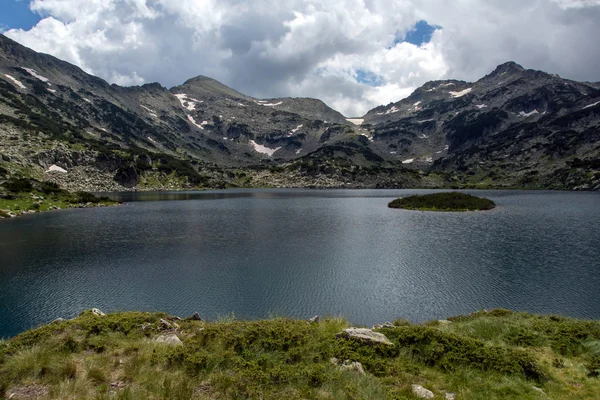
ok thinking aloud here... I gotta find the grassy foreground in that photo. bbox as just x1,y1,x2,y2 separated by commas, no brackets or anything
1,310,599,399
388,192,496,212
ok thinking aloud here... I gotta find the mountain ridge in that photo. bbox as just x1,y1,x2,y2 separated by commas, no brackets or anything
0,34,599,192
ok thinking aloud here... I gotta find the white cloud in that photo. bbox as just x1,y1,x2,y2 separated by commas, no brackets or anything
4,0,600,116
551,0,600,9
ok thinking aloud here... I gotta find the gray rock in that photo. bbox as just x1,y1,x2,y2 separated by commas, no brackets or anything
308,315,319,323
412,384,435,399
190,312,201,321
91,308,105,317
438,320,452,325
52,318,65,323
155,334,183,346
445,392,456,400
330,358,366,375
159,318,173,329
336,328,393,345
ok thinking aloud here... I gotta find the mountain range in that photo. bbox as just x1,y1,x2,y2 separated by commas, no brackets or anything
1,34,599,191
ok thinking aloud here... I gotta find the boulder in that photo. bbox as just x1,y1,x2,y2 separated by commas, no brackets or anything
330,358,365,375
52,318,65,323
336,328,393,345
445,393,456,400
190,312,202,321
91,308,105,317
308,315,319,323
159,318,173,329
438,320,452,325
155,334,183,346
412,384,435,399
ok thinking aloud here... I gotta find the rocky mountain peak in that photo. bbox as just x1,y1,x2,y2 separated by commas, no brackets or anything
491,61,525,75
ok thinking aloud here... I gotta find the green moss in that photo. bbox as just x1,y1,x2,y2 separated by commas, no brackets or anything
388,192,496,211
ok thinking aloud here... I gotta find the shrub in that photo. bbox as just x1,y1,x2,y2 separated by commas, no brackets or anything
2,178,33,193
73,191,102,204
40,181,64,194
587,356,600,378
388,192,495,211
382,325,547,381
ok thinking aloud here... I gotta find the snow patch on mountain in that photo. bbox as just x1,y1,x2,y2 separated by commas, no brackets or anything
289,125,303,136
410,101,422,112
426,82,455,92
249,140,281,156
187,115,208,130
347,118,364,125
21,67,51,85
449,88,472,98
175,93,203,111
519,110,539,117
4,74,26,89
260,101,283,107
583,101,600,109
46,164,67,173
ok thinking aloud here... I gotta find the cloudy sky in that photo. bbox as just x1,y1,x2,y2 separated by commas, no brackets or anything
2,0,600,116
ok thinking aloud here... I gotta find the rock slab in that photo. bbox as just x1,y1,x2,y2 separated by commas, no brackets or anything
336,328,393,345
155,334,183,346
412,384,435,399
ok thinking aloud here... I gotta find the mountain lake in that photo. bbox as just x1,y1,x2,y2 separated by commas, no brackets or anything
1,189,599,338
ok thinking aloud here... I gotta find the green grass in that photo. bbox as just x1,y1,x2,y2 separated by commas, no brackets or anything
1,309,599,399
388,192,496,211
0,178,117,218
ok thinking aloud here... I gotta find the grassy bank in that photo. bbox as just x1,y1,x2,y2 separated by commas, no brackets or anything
0,178,117,219
1,309,599,399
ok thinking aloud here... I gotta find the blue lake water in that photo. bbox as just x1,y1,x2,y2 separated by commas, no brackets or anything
1,189,599,338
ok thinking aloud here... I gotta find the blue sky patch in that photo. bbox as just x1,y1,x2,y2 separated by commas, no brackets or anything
355,69,383,87
396,20,442,47
0,1,41,32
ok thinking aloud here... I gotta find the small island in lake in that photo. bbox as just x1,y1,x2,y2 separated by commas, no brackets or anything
388,192,496,211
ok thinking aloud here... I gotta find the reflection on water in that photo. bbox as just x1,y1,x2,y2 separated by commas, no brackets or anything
1,189,599,338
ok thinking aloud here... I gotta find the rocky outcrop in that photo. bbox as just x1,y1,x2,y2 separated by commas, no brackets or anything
155,334,183,346
336,328,394,345
190,312,202,321
91,308,105,317
113,163,139,188
412,384,435,399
